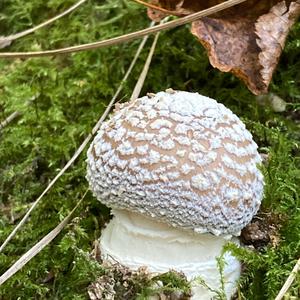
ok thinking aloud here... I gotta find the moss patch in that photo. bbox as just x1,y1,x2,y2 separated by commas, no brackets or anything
0,1,299,299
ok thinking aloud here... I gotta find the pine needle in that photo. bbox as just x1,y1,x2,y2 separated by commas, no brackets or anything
0,0,247,58
0,0,87,49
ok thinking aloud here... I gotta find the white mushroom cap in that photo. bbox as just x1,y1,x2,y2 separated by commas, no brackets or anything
86,90,264,236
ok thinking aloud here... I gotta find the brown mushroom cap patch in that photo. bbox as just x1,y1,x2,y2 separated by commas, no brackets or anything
86,91,264,235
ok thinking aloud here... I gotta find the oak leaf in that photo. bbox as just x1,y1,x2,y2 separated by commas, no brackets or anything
147,0,300,95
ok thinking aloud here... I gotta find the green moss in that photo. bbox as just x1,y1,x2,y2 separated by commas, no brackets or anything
0,1,300,299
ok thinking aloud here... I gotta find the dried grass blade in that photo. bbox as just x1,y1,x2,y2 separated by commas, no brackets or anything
131,20,162,100
0,22,154,253
275,258,300,300
0,0,87,49
131,0,181,16
0,0,247,58
0,25,158,284
0,189,88,286
0,111,21,130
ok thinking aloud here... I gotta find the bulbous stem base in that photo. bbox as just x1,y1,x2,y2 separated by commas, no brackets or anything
100,209,241,299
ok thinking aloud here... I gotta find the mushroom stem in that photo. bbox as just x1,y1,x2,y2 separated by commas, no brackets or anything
100,209,241,299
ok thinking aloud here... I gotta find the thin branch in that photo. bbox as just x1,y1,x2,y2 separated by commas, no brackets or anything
0,0,247,58
0,22,154,253
0,189,88,286
131,0,182,16
0,0,87,49
275,258,300,300
0,111,21,130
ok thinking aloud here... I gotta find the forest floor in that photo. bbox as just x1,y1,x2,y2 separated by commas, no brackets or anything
0,1,300,299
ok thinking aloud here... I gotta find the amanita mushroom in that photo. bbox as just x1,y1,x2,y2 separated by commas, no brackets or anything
86,90,264,299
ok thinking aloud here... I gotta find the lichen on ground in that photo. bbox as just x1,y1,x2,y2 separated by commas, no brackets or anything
0,1,300,299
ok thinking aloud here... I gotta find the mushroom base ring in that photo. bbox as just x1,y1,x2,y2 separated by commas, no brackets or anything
100,209,241,299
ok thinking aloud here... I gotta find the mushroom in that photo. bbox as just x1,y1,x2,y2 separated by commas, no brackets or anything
86,90,264,299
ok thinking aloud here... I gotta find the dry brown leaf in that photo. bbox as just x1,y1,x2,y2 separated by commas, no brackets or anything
147,0,300,95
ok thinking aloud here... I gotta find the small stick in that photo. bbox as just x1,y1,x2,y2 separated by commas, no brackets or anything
0,111,21,130
274,258,300,300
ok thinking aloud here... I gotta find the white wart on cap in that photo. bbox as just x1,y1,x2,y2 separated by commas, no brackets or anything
86,90,264,236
